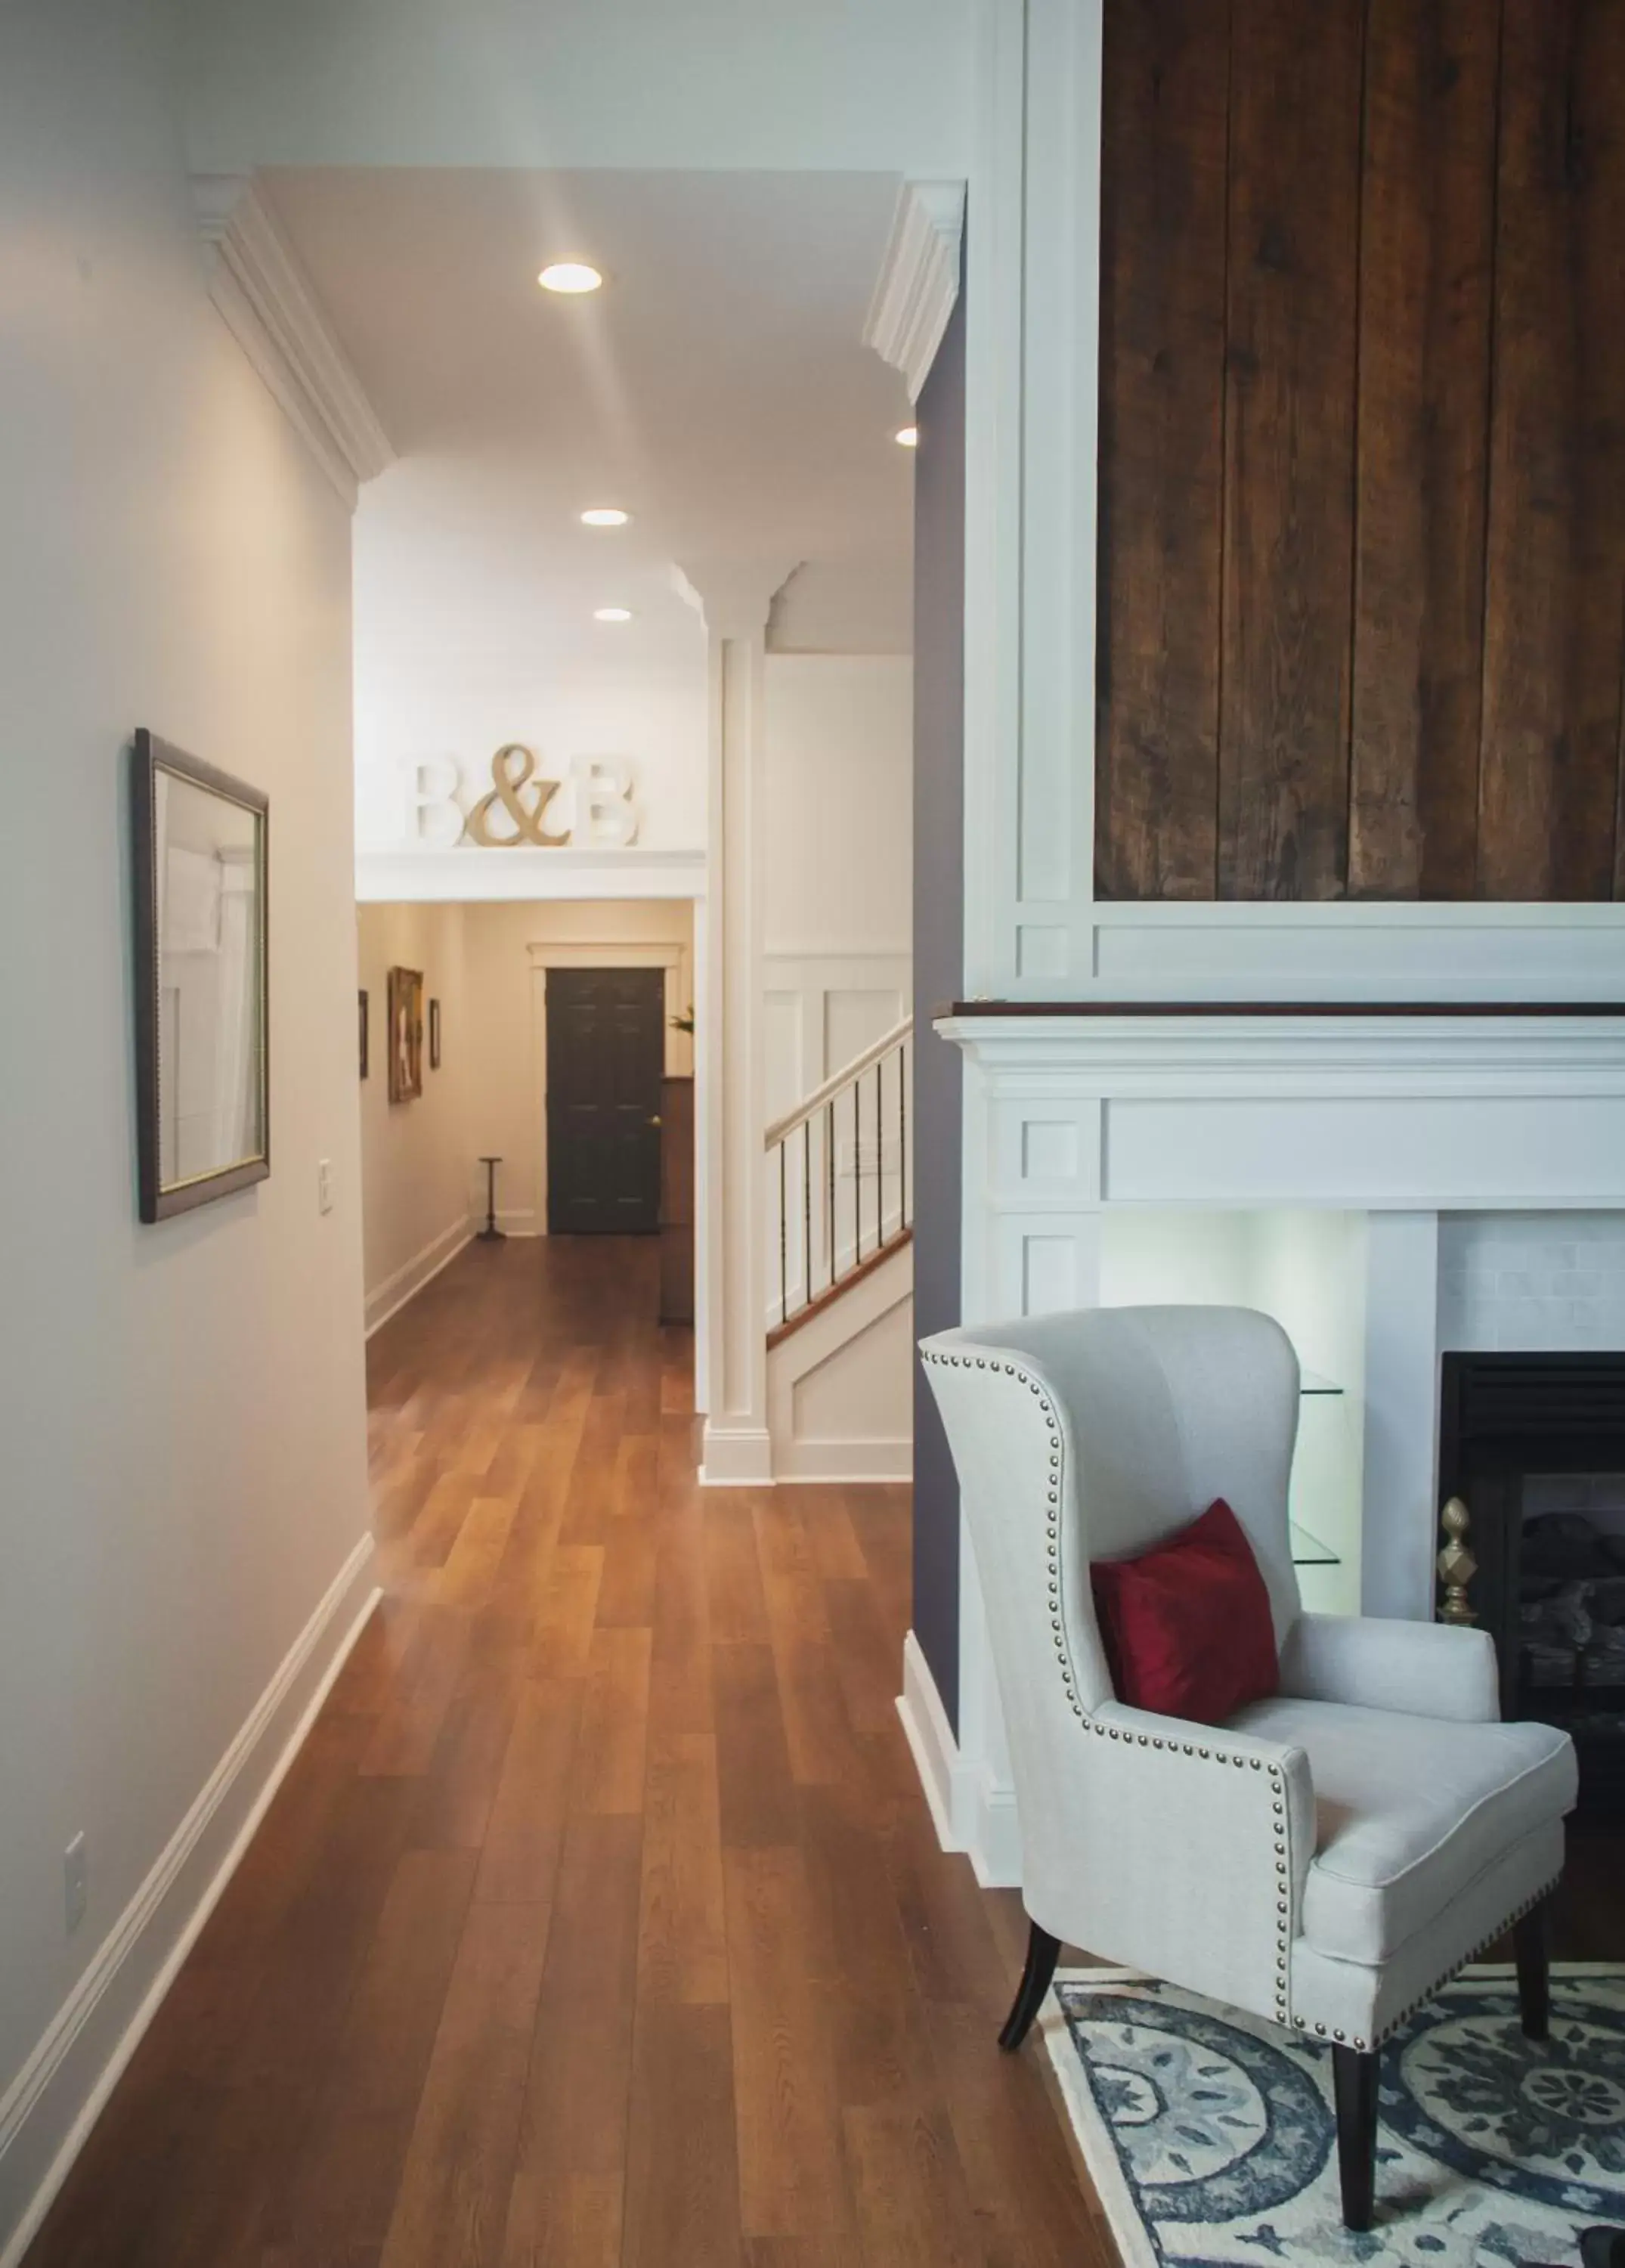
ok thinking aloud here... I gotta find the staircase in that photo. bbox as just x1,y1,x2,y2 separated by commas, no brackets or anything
763,1019,914,1480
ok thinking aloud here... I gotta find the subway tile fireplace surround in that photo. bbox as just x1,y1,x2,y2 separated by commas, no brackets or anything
908,1003,1625,1889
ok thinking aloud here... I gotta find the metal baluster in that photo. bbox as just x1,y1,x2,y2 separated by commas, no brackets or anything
803,1119,812,1318
778,1139,788,1325
826,1099,836,1294
874,1057,883,1246
899,1039,908,1228
853,1078,862,1268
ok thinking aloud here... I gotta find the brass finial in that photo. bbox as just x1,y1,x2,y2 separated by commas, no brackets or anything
1438,1496,1478,1625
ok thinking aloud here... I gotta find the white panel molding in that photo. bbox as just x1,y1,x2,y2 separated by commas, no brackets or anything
862,180,967,402
364,1217,473,1336
354,845,706,904
1080,901,1625,1005
0,1540,379,2268
762,949,909,1118
766,1239,913,1482
192,174,393,510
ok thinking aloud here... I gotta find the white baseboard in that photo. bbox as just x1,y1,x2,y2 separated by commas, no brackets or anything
897,1628,961,1848
0,1537,380,2268
896,1630,1023,1891
364,1218,472,1335
774,1442,913,1483
698,1421,775,1487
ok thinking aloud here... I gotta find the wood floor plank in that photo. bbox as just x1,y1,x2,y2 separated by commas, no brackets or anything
636,1728,729,2006
530,1545,604,1678
570,1625,652,1817
704,1497,774,1643
620,2003,744,2268
475,1678,583,1907
713,1642,799,1850
278,1848,478,2256
500,1815,643,2268
377,1898,551,2268
723,1844,860,2253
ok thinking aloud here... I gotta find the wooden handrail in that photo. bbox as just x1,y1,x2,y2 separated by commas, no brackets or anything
764,1016,913,1149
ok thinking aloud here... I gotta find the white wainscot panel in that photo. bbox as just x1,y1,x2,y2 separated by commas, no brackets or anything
763,951,908,1102
992,1212,1101,1318
1103,1095,1625,1210
991,1098,1101,1204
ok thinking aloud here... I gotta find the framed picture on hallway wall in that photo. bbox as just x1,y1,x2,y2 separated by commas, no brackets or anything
429,997,441,1070
358,990,369,1080
130,727,270,1224
387,965,424,1103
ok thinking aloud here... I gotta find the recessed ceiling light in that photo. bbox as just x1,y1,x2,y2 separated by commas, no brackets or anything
539,262,603,294
593,606,633,623
580,507,630,527
896,425,918,448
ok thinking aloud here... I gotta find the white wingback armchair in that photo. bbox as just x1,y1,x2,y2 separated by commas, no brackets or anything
921,1304,1578,2231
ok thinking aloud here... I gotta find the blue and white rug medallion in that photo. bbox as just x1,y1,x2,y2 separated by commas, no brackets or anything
1044,1966,1625,2268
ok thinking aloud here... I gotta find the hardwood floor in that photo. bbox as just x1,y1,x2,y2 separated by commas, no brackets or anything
23,1235,1623,2266
23,1237,1112,2268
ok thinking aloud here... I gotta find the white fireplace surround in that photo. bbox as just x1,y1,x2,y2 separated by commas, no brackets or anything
899,1008,1625,1889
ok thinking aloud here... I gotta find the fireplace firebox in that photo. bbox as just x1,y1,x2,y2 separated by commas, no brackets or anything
1438,1353,1625,1828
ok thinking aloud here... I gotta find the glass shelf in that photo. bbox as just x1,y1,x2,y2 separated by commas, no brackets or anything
1299,1370,1344,1397
1289,1520,1341,1567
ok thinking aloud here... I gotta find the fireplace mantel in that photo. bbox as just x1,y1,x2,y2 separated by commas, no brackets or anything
909,1002,1625,1890
936,1009,1625,1221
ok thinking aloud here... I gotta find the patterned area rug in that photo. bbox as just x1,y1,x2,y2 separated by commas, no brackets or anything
1045,1966,1625,2268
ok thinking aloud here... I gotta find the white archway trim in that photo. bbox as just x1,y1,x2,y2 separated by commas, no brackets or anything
863,179,967,403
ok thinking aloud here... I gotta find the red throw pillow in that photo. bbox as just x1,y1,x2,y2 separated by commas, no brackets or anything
1090,1498,1278,1724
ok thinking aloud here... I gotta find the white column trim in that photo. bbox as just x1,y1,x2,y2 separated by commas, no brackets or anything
863,179,967,402
193,173,394,511
676,560,797,1486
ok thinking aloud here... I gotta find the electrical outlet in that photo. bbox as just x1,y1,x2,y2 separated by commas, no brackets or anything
64,1833,88,1935
317,1159,333,1215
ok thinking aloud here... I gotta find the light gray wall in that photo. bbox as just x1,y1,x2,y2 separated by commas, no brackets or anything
911,274,967,1727
0,2,369,2244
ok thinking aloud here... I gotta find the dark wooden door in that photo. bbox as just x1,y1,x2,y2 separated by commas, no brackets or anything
545,967,664,1234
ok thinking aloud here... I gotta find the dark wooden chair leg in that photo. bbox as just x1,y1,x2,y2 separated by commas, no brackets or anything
1332,2043,1379,2232
998,1922,1061,2051
1515,1898,1551,2041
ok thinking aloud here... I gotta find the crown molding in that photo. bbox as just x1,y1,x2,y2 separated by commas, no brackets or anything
193,174,394,511
862,179,966,403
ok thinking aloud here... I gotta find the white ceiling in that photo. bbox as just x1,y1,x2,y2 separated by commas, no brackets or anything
267,167,916,659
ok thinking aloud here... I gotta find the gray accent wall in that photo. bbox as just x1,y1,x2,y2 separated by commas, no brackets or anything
910,271,967,1730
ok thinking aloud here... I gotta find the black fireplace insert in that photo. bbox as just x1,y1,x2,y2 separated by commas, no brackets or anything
1438,1352,1625,1828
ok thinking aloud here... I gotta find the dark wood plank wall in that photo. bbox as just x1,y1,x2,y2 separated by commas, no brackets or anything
1097,0,1625,903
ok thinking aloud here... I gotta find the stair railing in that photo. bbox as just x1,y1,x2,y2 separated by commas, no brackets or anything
764,1016,912,1338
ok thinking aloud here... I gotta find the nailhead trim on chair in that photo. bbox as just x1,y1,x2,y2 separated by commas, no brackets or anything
923,1343,1302,2031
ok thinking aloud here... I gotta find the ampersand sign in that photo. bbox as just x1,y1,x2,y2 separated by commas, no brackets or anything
464,743,562,846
